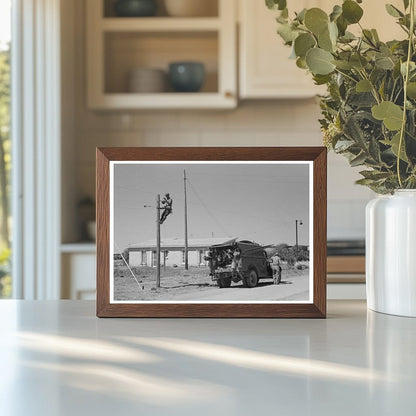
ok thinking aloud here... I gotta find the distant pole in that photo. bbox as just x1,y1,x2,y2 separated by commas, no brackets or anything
156,194,161,287
295,219,303,251
184,170,189,270
295,220,298,250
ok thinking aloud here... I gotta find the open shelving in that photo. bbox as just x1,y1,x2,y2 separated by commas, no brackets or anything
86,0,237,109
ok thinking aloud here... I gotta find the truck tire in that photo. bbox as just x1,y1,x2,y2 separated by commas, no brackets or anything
217,277,232,288
245,268,258,288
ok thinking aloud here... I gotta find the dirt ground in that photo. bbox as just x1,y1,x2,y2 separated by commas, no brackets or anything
113,261,310,302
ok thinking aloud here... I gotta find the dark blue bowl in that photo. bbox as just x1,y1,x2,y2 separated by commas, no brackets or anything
168,62,205,93
114,0,157,17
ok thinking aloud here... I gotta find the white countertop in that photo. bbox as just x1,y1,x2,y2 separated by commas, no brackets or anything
0,300,415,415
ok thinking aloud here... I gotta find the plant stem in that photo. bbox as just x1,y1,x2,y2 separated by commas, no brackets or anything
397,0,415,188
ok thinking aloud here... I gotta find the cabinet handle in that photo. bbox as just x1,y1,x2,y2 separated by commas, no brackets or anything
225,91,234,99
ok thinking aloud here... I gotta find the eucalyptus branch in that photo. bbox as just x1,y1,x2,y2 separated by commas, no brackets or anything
334,68,358,84
359,69,381,104
397,0,415,188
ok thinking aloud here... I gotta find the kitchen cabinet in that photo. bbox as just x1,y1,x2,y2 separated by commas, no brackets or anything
238,0,404,99
239,0,325,99
61,245,96,300
86,0,237,109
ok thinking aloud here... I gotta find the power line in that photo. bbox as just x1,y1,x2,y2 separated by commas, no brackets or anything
187,179,230,237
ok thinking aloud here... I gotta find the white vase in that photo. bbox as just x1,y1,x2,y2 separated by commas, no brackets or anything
366,190,416,317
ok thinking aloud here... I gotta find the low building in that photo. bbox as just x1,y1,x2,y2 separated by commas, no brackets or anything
127,237,235,268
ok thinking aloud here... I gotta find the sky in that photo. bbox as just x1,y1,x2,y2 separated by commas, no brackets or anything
0,0,11,49
113,162,310,252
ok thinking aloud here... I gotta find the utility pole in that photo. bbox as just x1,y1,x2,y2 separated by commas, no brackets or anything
184,170,189,270
295,219,303,251
156,194,161,287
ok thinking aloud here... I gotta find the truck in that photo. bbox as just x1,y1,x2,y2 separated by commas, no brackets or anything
205,239,280,288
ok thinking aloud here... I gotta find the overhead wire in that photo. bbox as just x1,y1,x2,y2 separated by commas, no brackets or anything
186,178,230,237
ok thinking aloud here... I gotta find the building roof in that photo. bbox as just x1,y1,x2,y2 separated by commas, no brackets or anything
128,237,236,251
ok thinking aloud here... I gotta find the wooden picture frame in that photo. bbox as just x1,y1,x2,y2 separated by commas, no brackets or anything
96,147,327,318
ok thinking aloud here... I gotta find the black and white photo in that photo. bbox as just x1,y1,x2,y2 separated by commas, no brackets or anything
110,161,313,304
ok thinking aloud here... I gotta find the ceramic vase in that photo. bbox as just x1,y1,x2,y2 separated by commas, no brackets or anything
366,190,416,317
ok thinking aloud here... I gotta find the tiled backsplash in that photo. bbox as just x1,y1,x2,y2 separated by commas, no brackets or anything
72,101,374,241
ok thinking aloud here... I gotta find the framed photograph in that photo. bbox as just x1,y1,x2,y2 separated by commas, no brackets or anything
96,147,327,318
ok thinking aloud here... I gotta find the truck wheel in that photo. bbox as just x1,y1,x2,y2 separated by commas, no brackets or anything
222,277,232,288
217,277,231,288
245,268,258,288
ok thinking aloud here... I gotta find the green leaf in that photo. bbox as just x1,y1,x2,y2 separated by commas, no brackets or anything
296,8,307,23
403,0,410,10
333,60,353,70
306,48,335,75
360,170,392,181
350,151,367,167
339,31,356,43
342,0,364,24
336,15,348,36
328,21,338,45
371,29,380,42
277,23,298,43
304,8,329,35
330,5,342,22
334,139,355,152
313,74,332,85
356,79,372,92
407,82,416,99
350,54,368,70
318,27,334,52
375,55,395,70
382,132,409,162
294,33,316,58
266,0,287,11
372,101,404,131
296,57,308,69
385,4,404,18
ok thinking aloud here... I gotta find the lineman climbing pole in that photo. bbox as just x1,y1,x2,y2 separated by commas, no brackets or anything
145,193,173,288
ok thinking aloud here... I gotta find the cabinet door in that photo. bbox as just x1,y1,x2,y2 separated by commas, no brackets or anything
239,0,326,99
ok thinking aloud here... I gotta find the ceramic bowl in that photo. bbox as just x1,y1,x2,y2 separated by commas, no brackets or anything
128,68,167,93
164,0,217,17
114,0,158,17
168,62,205,92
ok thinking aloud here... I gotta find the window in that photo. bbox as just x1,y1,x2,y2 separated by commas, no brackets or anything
141,250,147,266
0,0,11,298
198,250,205,266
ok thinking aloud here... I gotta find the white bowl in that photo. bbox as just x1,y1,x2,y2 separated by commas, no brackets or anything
87,221,96,241
128,68,167,93
164,0,217,17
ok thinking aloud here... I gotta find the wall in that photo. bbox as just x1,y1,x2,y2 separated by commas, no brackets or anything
62,0,374,243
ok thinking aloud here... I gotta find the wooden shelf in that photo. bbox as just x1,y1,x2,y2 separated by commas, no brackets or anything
101,17,221,32
61,243,96,254
89,92,235,110
327,256,365,274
